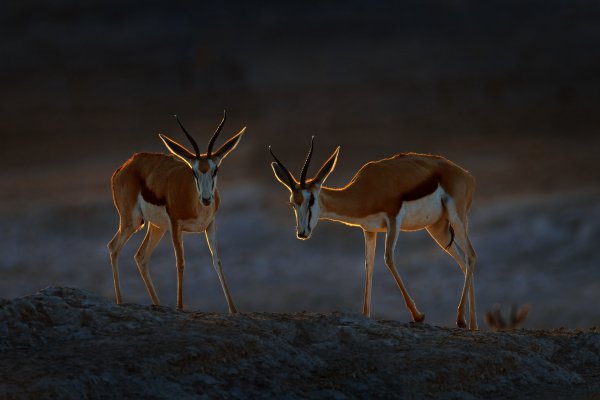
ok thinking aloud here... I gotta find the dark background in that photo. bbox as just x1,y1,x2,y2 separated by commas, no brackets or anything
1,0,599,328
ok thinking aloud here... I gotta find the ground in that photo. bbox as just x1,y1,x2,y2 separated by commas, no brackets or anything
1,287,599,399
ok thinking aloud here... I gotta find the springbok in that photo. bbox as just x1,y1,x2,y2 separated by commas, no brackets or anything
108,111,245,312
270,138,478,329
485,304,531,331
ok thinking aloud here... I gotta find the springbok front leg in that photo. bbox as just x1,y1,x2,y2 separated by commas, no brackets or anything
134,223,165,306
362,230,377,317
169,221,186,311
205,220,238,313
384,214,425,323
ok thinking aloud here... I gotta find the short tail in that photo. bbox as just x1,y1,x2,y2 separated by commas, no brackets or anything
445,224,455,249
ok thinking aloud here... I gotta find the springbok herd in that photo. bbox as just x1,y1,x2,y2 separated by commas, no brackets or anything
108,111,478,330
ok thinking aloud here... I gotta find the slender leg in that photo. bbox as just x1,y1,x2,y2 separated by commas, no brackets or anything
170,221,185,311
108,218,139,305
383,214,425,322
458,237,477,330
426,218,477,330
134,223,165,305
444,199,478,330
205,220,238,313
362,231,377,317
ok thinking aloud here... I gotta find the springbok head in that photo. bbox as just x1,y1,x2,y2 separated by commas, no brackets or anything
159,111,246,206
270,137,340,240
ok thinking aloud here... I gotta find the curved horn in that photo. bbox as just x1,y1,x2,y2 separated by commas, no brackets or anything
300,135,314,188
207,110,227,157
269,146,296,189
174,115,200,157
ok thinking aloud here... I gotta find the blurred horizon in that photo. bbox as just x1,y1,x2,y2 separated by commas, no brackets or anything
1,0,599,329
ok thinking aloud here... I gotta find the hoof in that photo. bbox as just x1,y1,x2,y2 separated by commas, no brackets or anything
413,313,426,323
456,318,467,328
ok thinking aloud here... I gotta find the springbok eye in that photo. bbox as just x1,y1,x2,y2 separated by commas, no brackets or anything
308,194,315,207
213,166,219,176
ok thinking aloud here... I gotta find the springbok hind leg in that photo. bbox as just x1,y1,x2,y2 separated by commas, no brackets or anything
134,223,165,305
443,199,478,330
108,216,140,304
426,218,477,330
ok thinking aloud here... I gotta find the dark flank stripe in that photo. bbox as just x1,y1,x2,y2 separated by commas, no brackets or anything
402,174,440,202
140,179,166,206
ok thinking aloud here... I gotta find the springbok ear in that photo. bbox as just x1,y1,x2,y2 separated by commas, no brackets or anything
213,127,246,162
271,162,297,192
159,134,195,168
313,146,340,185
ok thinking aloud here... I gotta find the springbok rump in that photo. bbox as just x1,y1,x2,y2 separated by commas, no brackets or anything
108,111,245,311
270,138,478,330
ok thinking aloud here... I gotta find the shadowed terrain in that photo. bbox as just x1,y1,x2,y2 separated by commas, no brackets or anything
1,0,599,331
1,287,600,399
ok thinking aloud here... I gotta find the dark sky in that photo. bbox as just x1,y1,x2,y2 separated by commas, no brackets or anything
1,0,599,192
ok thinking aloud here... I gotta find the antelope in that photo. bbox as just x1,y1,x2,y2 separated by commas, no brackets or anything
108,111,245,312
485,303,531,331
269,138,478,329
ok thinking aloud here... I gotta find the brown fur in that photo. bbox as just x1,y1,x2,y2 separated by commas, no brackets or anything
292,191,304,205
111,152,219,225
271,147,478,329
109,119,244,313
320,153,475,218
197,158,211,173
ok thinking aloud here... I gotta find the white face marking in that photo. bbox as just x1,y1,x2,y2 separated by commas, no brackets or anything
192,159,219,206
291,188,320,240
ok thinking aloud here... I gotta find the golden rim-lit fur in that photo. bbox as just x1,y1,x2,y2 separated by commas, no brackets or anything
272,145,478,330
108,116,245,312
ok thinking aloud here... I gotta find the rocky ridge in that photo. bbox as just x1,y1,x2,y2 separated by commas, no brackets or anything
0,287,599,399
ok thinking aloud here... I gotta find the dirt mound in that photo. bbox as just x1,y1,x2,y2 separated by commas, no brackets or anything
1,287,599,399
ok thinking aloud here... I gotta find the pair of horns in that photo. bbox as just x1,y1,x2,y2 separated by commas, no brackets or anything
269,136,314,189
174,110,227,157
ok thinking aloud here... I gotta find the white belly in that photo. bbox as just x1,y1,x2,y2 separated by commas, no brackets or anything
328,212,388,231
400,185,445,231
138,196,171,229
137,195,211,232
